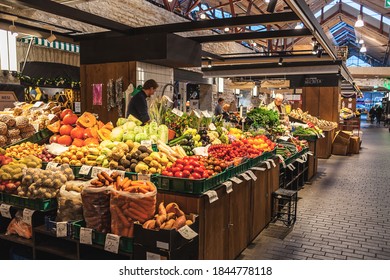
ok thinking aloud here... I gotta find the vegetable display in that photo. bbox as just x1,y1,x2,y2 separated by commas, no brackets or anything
245,107,280,131
289,108,338,130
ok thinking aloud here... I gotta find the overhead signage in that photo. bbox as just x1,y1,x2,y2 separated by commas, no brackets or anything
386,0,390,8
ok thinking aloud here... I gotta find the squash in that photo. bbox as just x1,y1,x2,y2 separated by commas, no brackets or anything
47,120,61,133
84,127,99,139
102,121,114,131
97,120,105,129
84,138,99,146
97,128,111,141
76,112,97,128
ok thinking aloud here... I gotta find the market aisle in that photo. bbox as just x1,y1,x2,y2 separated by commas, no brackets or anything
240,121,390,260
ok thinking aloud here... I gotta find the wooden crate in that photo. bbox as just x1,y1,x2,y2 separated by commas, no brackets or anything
317,129,335,159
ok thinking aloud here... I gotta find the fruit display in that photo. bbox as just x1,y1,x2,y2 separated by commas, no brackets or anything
5,142,44,159
110,175,157,237
0,153,13,166
340,108,356,120
56,181,86,222
17,164,74,199
228,127,244,141
37,147,56,162
48,109,113,147
53,145,100,166
292,126,321,137
142,202,193,231
0,114,36,146
289,108,338,130
161,155,227,179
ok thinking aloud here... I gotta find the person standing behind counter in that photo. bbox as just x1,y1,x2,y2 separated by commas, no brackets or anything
214,98,224,116
267,93,290,123
126,79,159,125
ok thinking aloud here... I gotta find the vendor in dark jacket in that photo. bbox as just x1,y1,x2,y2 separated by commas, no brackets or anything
126,79,159,124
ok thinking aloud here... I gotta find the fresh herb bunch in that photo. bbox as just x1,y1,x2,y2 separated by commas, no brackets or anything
245,107,280,131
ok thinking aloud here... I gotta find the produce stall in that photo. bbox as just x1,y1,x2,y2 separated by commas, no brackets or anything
0,104,317,260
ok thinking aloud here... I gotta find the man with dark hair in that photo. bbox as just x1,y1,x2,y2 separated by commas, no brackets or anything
126,79,159,124
214,97,224,116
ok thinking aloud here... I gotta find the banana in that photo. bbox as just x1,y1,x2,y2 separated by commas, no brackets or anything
88,148,100,155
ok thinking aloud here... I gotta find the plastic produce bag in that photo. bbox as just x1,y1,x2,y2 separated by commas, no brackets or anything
56,181,86,222
6,210,32,239
81,185,111,233
110,185,156,238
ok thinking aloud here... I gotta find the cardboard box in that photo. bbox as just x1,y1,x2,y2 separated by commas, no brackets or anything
133,238,199,260
134,214,198,251
332,143,348,156
333,130,351,145
348,136,360,154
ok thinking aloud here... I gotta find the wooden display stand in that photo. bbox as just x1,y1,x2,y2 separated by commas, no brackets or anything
307,139,318,180
317,128,335,159
339,117,361,132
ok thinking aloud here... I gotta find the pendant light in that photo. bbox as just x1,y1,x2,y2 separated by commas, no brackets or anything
9,20,18,36
358,38,364,44
294,23,303,29
46,30,57,43
355,14,364,28
360,44,367,53
278,57,283,66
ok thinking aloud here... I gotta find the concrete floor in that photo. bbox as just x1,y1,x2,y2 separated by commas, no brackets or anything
240,121,390,260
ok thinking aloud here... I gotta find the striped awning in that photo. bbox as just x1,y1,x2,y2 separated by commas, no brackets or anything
18,37,80,53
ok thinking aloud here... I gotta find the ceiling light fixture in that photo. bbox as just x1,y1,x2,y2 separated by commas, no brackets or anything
295,23,303,29
9,20,18,36
168,0,173,2
358,38,364,44
200,13,206,20
360,44,367,53
355,14,364,28
317,49,323,58
265,0,270,3
312,43,319,55
278,57,283,66
224,27,229,32
46,30,57,43
266,0,277,13
208,60,212,68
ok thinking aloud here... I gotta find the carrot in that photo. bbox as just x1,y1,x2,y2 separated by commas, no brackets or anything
172,215,186,230
116,176,122,188
97,173,105,181
112,205,131,227
127,207,149,223
101,171,114,182
122,178,132,189
137,187,149,194
124,186,138,193
146,181,156,191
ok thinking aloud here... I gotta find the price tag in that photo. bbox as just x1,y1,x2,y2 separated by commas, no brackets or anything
138,173,151,181
172,108,183,117
91,167,111,178
56,222,68,237
268,159,276,168
251,167,266,172
230,176,243,184
204,190,218,204
74,102,81,113
201,110,211,118
240,172,251,181
45,162,59,170
3,108,11,111
79,165,92,176
33,101,44,108
279,136,290,141
264,161,271,169
104,233,120,254
116,170,125,178
22,209,35,226
0,204,12,219
164,95,174,104
33,123,40,132
208,123,216,131
146,252,161,260
223,181,233,194
308,151,314,156
193,110,201,118
178,225,198,240
276,155,286,168
48,114,57,121
80,227,93,245
296,158,305,164
302,154,308,162
141,140,152,147
246,170,257,181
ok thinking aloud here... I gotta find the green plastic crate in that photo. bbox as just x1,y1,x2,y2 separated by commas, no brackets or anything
294,134,317,141
3,128,53,149
156,168,230,195
125,172,159,185
228,159,252,179
249,149,276,168
282,147,309,167
0,192,3,202
1,193,57,211
72,221,133,254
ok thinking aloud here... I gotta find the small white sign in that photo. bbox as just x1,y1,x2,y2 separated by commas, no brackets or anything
74,102,81,113
246,170,258,181
46,162,59,170
264,161,271,169
104,233,120,254
146,251,161,260
279,136,290,142
0,204,12,219
48,114,57,121
193,110,201,118
79,165,92,176
268,159,276,168
138,174,151,181
80,227,93,245
33,101,44,108
32,123,40,132
172,108,183,117
240,172,251,181
208,123,216,131
56,222,68,237
178,225,198,240
230,177,243,184
141,140,152,147
201,110,212,118
22,208,35,226
156,241,169,250
251,167,266,172
223,181,233,194
204,190,218,204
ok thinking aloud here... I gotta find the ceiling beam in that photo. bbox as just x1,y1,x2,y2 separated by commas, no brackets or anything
185,0,201,15
16,0,132,33
126,12,299,35
190,28,311,43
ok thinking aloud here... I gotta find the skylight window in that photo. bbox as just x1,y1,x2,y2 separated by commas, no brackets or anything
346,55,372,67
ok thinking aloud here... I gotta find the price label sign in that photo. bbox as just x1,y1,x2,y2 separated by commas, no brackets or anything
138,174,151,181
264,161,271,169
104,233,120,254
141,140,153,148
74,102,81,113
22,209,35,226
193,110,201,118
116,170,125,178
0,204,12,219
268,159,276,168
201,110,211,118
279,136,290,141
204,190,218,204
146,252,161,260
56,222,68,237
246,170,258,181
251,167,266,172
240,172,251,181
208,123,217,131
45,162,59,170
172,108,184,117
223,181,233,194
230,177,243,184
80,227,93,245
178,225,198,240
79,165,92,176
33,101,44,108
48,114,57,121
91,167,110,178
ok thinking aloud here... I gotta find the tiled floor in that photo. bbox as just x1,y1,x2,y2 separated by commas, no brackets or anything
240,121,390,260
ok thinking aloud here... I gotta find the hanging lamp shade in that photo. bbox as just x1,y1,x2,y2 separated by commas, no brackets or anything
355,14,364,28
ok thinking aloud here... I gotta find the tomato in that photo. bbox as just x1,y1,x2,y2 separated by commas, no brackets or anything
202,171,210,178
162,170,169,176
182,170,191,178
184,165,194,172
192,161,201,168
192,172,201,180
175,159,184,165
188,175,195,179
171,167,181,173
165,167,172,172
176,164,184,170
174,171,183,178
194,167,204,174
167,172,173,177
